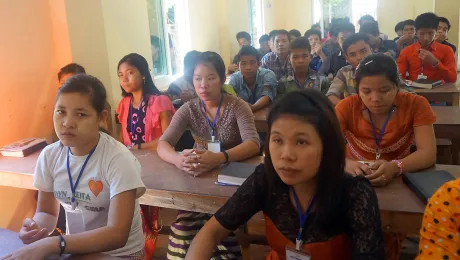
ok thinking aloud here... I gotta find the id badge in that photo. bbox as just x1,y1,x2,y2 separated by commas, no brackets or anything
417,73,427,80
286,246,311,260
208,140,221,153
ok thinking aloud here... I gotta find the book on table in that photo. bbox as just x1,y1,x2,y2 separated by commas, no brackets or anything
404,79,444,89
402,170,455,204
217,162,258,186
0,138,47,157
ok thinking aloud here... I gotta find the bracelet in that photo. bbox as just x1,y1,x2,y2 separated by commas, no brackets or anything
222,151,229,164
391,160,404,176
59,235,66,256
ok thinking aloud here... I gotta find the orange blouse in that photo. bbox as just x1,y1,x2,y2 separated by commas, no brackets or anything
335,92,436,161
417,179,460,259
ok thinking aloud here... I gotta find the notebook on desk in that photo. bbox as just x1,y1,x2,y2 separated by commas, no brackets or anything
217,162,258,186
402,170,455,204
0,138,47,157
404,79,444,90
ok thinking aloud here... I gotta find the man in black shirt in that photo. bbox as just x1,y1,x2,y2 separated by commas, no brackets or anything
319,23,355,77
436,17,457,54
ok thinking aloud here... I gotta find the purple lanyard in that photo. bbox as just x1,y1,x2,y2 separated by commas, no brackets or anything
202,95,224,138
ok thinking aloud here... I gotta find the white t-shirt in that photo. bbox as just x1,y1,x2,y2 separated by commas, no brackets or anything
34,132,146,256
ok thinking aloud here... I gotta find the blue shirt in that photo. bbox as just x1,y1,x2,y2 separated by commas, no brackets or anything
228,68,277,104
310,48,330,72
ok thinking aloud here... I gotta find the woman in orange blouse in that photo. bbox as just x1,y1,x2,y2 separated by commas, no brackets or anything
335,54,438,260
335,54,437,187
417,179,460,259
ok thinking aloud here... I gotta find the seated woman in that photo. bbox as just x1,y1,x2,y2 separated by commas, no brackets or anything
185,89,385,259
335,54,437,259
5,75,146,259
157,51,260,259
417,179,460,259
116,53,175,150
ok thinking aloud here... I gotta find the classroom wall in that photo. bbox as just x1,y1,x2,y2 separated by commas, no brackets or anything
0,0,72,230
435,0,460,50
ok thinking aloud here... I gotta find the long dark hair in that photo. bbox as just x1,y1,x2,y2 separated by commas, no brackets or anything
118,53,161,99
264,89,346,226
355,54,400,92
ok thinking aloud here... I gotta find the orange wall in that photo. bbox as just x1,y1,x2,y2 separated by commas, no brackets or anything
0,0,72,230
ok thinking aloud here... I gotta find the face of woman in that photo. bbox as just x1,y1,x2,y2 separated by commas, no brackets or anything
358,75,398,115
269,114,323,186
54,93,102,148
193,63,222,102
118,62,144,94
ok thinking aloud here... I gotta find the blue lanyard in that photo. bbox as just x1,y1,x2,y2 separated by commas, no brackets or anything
202,95,224,138
128,97,144,142
367,106,394,160
291,187,315,250
66,145,97,208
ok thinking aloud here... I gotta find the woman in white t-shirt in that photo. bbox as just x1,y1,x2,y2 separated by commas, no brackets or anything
4,75,146,259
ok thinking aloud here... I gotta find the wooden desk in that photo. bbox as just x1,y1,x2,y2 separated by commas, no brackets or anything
432,106,460,165
253,107,270,133
412,83,459,106
1,150,459,235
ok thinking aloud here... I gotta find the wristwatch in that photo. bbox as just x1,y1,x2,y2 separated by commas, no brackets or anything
222,151,229,164
59,235,66,256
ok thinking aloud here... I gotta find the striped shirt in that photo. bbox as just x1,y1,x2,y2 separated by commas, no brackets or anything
326,65,357,99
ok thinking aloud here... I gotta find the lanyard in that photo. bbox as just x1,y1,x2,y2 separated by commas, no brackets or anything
367,106,395,160
128,97,144,143
66,145,97,210
291,187,316,251
202,95,224,140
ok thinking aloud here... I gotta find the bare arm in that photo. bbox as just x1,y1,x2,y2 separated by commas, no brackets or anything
48,190,137,254
400,124,436,173
328,95,342,106
251,96,271,112
185,217,233,259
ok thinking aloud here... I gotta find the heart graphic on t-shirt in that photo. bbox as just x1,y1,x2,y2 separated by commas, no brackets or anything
88,180,103,197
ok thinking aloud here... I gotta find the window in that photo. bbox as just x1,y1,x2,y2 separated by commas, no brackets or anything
147,0,191,77
313,0,377,37
249,0,265,48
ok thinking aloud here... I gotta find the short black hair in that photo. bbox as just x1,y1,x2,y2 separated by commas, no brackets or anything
269,30,278,41
237,45,261,62
395,21,405,32
236,31,251,42
304,29,322,40
290,37,311,52
275,29,290,40
311,23,321,30
356,54,399,89
415,12,439,31
265,89,346,228
259,34,270,44
289,29,301,38
403,19,415,28
342,33,370,54
438,17,451,30
58,63,86,81
187,52,226,85
58,74,107,115
184,50,201,75
337,23,356,34
358,15,375,26
359,21,380,37
329,23,340,37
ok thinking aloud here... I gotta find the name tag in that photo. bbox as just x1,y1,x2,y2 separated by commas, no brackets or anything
286,247,311,260
417,73,427,80
207,140,221,153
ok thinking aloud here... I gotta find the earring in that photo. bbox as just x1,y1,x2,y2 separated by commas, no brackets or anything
143,78,146,85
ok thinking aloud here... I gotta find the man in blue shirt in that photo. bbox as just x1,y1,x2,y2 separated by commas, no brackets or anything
304,29,329,72
229,45,277,113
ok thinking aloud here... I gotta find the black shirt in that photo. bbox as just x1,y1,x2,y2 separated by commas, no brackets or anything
214,164,385,259
319,49,348,77
441,40,457,54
